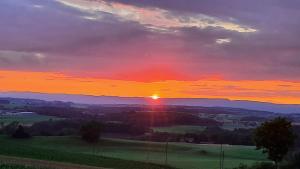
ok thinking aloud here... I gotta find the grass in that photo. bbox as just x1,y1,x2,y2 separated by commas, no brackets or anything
0,136,175,169
152,124,254,134
0,136,268,169
0,113,63,125
0,155,106,169
152,125,206,134
0,164,40,169
221,123,255,131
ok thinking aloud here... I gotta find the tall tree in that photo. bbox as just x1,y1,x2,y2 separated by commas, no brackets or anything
254,117,296,169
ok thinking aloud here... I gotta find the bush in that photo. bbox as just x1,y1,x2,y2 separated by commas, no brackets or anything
232,162,275,169
1,121,19,136
252,163,276,169
80,120,102,143
12,125,31,139
281,152,300,169
29,120,81,136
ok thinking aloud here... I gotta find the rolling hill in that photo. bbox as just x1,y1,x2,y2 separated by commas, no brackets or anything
0,92,300,114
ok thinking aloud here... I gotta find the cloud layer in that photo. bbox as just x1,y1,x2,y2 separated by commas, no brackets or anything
0,0,300,103
1,0,300,81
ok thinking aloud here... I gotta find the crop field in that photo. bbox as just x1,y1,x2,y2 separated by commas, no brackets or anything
0,113,63,125
0,136,268,169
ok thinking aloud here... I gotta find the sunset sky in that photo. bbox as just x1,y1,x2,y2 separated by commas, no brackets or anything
1,0,300,104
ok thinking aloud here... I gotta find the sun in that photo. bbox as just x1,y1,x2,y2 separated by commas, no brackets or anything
151,94,160,100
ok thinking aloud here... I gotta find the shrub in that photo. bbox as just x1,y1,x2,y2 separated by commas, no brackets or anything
232,162,275,169
80,120,102,143
12,125,31,139
2,121,19,136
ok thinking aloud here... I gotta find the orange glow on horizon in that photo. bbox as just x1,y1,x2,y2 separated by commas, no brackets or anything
151,94,160,100
1,70,300,104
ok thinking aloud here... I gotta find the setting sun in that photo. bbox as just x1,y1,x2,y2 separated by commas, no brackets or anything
151,94,160,100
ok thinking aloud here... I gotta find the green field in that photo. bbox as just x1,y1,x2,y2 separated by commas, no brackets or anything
0,136,268,169
0,136,174,169
152,125,206,134
0,113,63,125
153,124,255,134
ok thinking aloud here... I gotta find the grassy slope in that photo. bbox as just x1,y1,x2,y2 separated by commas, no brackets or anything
0,136,267,169
0,136,174,169
0,155,106,169
0,164,39,169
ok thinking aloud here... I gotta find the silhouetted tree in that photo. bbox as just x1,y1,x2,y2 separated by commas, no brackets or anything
254,117,296,169
12,125,31,139
2,121,19,136
80,121,102,143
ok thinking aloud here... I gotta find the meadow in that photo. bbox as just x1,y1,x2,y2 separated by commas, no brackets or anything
0,136,268,169
0,164,39,169
0,113,62,125
152,125,206,134
152,124,253,134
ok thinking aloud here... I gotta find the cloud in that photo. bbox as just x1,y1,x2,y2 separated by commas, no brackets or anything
56,0,257,33
216,38,231,44
0,0,299,82
0,50,46,67
32,4,44,8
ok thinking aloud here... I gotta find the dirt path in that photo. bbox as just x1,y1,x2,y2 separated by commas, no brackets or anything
0,155,110,169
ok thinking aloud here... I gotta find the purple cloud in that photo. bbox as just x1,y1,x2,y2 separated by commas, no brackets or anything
0,0,299,81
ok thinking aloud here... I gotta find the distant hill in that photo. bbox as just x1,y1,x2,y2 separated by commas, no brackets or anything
0,92,300,114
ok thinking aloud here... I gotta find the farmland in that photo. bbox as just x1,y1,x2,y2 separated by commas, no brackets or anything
0,136,268,169
0,112,63,125
152,125,206,134
152,125,253,134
